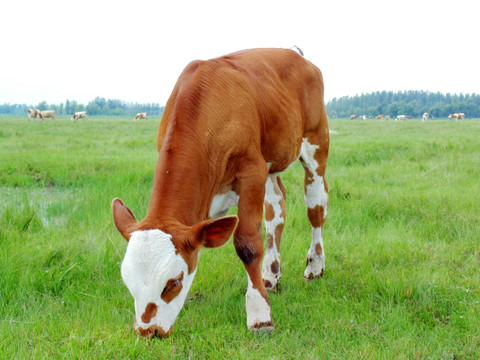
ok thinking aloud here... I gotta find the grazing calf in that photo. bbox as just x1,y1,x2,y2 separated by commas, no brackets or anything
449,113,465,121
41,110,56,119
27,108,43,121
112,48,330,338
71,111,87,121
350,115,357,119
396,115,406,121
422,113,429,122
375,115,384,120
134,112,148,120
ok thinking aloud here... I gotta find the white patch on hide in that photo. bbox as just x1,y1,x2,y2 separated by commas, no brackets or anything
300,138,328,218
262,177,283,287
209,190,239,218
121,229,197,334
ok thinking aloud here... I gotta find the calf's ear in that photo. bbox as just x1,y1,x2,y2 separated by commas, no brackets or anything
111,198,137,241
191,216,239,249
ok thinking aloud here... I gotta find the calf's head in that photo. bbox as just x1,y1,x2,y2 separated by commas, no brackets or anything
111,198,238,338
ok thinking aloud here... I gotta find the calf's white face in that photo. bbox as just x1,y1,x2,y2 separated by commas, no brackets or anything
121,229,197,338
112,197,238,338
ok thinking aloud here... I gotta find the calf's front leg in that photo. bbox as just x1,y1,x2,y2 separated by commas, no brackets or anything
233,169,273,332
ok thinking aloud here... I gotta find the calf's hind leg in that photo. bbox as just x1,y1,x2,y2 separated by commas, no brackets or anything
300,136,329,279
262,176,286,291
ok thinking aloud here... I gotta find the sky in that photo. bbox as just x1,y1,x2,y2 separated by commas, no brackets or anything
1,0,479,107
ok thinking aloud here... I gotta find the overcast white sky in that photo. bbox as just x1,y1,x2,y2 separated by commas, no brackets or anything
1,0,478,106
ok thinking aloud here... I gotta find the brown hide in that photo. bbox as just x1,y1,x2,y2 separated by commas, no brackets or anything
41,110,55,119
114,48,328,275
137,48,327,230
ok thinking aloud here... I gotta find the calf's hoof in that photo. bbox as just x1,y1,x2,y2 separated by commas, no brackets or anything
304,267,324,280
251,321,274,335
304,254,325,280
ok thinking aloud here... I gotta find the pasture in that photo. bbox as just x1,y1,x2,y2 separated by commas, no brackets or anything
1,115,479,359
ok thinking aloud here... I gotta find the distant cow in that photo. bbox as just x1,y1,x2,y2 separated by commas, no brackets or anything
134,112,148,120
449,113,465,121
26,108,36,118
375,115,384,120
71,111,87,121
385,116,390,121
41,110,56,119
396,115,406,121
422,113,429,122
350,115,356,120
27,108,43,121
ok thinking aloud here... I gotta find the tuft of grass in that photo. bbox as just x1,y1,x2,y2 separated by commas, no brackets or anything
0,116,479,359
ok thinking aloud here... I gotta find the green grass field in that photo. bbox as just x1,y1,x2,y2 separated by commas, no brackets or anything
1,115,479,359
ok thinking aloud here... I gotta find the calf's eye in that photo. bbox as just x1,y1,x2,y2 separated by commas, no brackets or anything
161,271,184,304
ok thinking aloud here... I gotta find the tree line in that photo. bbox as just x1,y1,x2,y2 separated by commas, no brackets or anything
3,91,480,119
0,97,164,116
326,91,480,118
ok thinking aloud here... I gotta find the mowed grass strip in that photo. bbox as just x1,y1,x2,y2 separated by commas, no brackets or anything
1,116,479,359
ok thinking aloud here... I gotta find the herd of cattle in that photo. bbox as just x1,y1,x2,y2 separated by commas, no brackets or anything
27,108,88,121
349,112,466,122
26,108,148,121
27,108,466,123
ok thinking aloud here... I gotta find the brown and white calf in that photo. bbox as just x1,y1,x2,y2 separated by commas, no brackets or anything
134,112,148,120
449,113,465,121
422,112,429,122
71,111,87,121
27,108,43,121
112,48,330,338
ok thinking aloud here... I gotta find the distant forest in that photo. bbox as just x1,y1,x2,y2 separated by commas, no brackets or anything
2,91,480,119
0,97,164,116
326,91,480,118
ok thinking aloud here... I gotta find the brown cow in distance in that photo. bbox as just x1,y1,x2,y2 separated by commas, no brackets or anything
112,48,330,338
134,112,148,120
41,110,55,119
